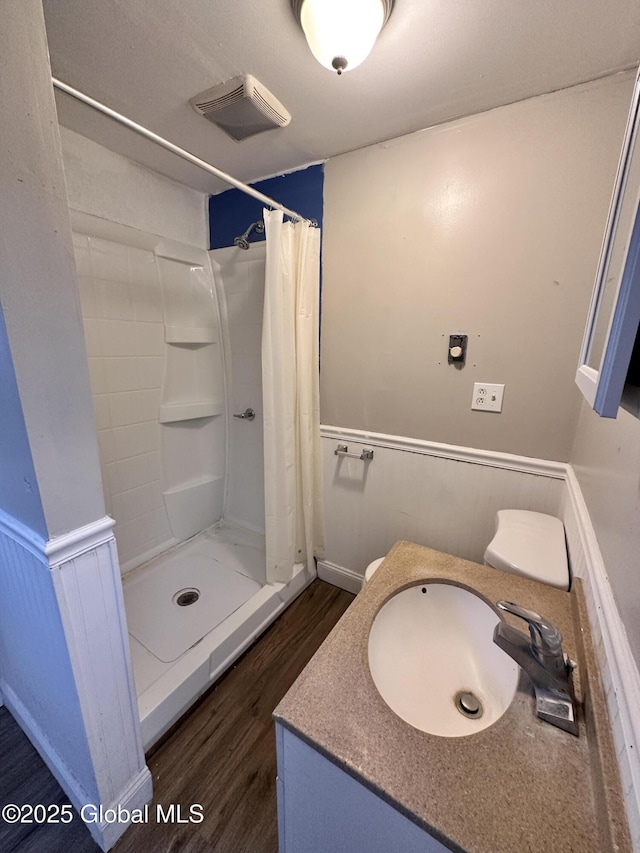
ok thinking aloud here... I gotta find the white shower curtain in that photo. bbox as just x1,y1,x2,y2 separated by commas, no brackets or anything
262,208,325,584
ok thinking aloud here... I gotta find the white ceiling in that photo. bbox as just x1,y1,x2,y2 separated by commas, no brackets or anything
43,0,640,196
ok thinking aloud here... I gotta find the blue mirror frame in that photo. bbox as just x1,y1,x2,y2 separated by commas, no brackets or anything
576,66,640,418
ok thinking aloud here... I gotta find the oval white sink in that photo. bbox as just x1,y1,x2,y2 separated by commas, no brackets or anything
368,582,519,737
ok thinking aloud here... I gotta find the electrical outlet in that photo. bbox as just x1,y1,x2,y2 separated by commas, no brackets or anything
472,383,505,412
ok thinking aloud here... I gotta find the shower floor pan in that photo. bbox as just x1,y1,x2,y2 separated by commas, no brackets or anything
122,522,314,750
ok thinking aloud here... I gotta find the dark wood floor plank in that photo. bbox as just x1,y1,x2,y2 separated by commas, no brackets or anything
119,579,354,853
0,580,353,853
0,709,100,852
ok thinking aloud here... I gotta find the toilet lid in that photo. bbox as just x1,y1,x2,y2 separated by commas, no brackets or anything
364,557,385,582
484,510,569,590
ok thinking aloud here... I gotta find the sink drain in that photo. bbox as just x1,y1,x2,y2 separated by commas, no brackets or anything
174,588,200,607
454,690,483,719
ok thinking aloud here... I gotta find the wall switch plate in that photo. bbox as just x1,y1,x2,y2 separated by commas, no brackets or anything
472,383,505,412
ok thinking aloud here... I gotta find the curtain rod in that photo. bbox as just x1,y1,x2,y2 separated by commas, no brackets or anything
52,77,308,223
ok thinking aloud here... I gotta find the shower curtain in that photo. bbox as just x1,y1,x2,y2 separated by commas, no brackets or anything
262,209,325,584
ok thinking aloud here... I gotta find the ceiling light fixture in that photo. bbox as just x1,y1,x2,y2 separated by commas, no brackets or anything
291,0,394,75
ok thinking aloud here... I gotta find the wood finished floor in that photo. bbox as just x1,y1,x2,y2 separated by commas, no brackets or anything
0,580,354,853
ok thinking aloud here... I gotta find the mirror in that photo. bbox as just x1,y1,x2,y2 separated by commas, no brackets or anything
576,65,640,418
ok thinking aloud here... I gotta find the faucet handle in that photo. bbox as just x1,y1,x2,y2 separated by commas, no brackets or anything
496,600,563,658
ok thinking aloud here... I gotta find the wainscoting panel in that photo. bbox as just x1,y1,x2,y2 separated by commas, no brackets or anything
320,427,564,581
0,512,99,803
561,474,640,849
50,535,149,809
0,510,151,851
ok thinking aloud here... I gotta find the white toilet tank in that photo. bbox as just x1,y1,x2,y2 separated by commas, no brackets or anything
483,510,569,591
364,557,385,583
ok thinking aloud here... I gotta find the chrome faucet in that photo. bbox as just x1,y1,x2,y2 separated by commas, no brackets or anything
493,601,579,736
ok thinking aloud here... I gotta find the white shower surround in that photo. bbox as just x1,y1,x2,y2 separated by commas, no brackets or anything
71,211,226,573
70,211,315,749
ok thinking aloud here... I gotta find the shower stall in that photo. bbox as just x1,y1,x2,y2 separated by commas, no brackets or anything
71,209,314,749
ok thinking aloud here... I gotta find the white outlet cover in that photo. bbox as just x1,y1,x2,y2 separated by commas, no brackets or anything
472,383,505,412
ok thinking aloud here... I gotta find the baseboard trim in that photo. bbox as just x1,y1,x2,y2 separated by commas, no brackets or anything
320,425,567,479
317,560,364,595
98,767,153,851
564,465,640,844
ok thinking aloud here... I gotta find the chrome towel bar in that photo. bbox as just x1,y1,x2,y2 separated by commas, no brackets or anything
234,408,256,421
335,443,374,461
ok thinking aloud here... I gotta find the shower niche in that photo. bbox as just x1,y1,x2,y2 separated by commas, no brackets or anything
70,210,226,573
157,254,225,542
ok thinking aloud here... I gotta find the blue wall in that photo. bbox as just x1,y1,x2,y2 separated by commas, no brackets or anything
209,164,324,249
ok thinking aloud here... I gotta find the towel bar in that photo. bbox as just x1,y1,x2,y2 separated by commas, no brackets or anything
334,443,374,461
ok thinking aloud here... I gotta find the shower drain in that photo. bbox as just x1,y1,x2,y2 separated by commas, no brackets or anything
173,588,201,607
454,690,483,719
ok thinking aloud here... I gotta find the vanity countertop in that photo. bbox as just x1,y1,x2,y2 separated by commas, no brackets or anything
274,541,631,853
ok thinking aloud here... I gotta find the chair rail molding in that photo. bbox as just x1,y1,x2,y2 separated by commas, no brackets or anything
45,515,116,566
320,425,567,478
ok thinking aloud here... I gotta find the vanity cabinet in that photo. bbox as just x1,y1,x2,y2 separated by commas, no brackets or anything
273,542,631,853
275,723,448,853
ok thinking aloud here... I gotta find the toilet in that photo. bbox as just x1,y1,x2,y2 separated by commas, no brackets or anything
483,509,569,590
363,509,570,590
364,557,385,583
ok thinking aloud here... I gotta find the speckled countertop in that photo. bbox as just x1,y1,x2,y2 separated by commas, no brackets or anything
274,541,631,853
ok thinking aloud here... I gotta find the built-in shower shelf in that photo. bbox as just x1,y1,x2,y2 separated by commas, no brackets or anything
162,475,225,542
165,325,217,345
159,400,223,423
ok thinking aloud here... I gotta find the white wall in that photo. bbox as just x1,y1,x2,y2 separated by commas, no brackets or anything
570,401,640,666
320,73,634,463
0,1,105,538
318,428,563,589
61,127,208,248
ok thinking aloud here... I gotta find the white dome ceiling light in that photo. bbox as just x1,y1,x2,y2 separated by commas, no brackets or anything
291,0,394,75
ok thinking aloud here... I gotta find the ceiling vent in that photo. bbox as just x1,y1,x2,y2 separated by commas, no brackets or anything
190,75,291,142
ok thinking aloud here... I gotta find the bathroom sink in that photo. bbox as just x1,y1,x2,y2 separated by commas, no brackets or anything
367,582,519,737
